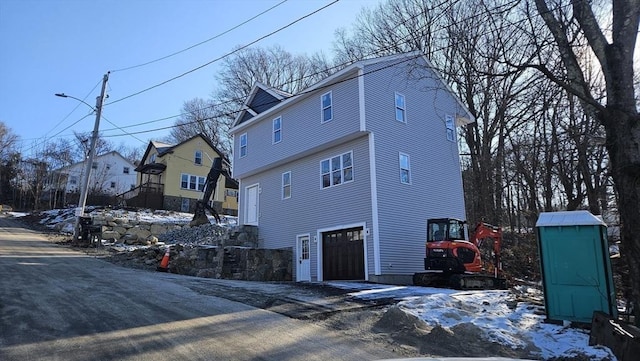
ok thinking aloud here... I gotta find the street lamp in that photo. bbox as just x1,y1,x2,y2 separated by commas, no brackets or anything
55,72,109,242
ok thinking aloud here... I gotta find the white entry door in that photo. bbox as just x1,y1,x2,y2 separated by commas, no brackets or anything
297,235,311,281
245,184,259,225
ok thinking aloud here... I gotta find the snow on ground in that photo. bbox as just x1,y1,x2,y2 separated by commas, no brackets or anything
328,282,616,360
11,209,616,360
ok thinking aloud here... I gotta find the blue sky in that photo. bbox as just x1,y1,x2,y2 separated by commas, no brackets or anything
0,0,380,157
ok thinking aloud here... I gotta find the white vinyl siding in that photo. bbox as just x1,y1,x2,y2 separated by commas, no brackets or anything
395,92,406,123
181,173,206,191
399,152,411,184
321,91,332,123
273,116,282,144
282,171,291,199
320,151,353,188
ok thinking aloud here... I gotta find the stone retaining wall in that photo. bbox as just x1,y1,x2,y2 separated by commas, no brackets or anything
76,211,290,282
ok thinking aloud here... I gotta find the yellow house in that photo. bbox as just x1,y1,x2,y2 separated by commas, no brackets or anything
130,134,238,215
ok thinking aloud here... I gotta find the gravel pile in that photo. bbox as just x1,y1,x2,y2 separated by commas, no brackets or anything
158,223,230,246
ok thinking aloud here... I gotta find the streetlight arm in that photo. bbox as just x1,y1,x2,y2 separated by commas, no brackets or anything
54,93,95,112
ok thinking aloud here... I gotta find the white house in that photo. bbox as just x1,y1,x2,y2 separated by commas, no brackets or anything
57,151,137,196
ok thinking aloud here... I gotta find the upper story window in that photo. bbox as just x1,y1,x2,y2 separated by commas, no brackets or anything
395,92,406,123
150,153,156,163
194,150,203,165
321,91,333,123
240,133,248,158
91,162,98,169
282,171,291,199
110,182,116,188
106,164,111,170
273,116,282,144
320,151,353,189
399,152,411,184
123,167,130,174
70,176,77,185
446,115,455,142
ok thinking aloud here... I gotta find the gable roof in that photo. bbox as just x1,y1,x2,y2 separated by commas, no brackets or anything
230,52,475,133
138,134,229,167
233,82,292,127
56,150,135,172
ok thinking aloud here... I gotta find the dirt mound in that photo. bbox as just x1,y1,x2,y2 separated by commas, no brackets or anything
373,305,537,359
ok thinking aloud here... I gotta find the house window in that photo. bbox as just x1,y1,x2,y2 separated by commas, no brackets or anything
321,91,332,123
110,182,116,188
130,184,135,190
282,171,291,199
106,164,111,170
399,153,411,184
195,150,203,165
240,133,248,158
70,176,77,185
92,162,98,169
446,115,455,142
395,92,406,122
150,154,156,163
320,151,353,188
181,173,207,191
273,116,282,144
123,167,130,174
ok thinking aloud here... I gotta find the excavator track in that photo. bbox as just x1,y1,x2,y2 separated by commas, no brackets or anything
413,272,507,290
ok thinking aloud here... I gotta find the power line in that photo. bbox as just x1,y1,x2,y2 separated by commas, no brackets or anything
104,0,340,106
42,78,102,138
29,0,575,147
110,0,289,73
100,53,423,139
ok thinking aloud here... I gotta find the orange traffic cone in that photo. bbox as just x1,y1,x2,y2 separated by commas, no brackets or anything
156,248,170,272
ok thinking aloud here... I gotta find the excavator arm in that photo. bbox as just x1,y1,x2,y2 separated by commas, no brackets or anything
471,222,503,278
190,157,232,226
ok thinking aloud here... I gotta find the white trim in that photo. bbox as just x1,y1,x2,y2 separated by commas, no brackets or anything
316,221,368,282
399,152,411,185
272,116,282,144
319,151,354,189
395,92,406,123
281,171,291,200
368,133,381,275
358,67,366,131
244,183,260,226
230,52,474,133
239,133,248,158
296,233,312,282
321,90,333,123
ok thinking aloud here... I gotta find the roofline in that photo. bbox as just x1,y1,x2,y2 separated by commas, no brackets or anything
230,52,475,133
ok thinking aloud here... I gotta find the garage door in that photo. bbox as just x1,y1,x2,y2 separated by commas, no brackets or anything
322,227,365,280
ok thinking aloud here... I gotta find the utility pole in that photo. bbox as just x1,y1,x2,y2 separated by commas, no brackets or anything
72,72,109,242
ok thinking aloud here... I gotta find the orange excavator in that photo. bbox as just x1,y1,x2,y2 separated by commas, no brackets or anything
413,218,507,289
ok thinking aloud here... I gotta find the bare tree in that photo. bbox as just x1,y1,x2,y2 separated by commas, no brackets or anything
167,98,231,157
521,0,640,324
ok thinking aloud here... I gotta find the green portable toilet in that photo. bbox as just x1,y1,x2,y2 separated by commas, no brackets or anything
535,210,617,324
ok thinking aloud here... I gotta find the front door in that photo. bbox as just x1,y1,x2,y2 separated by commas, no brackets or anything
297,235,311,281
245,184,259,225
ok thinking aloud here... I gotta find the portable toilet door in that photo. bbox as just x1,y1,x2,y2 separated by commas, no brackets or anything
535,210,617,324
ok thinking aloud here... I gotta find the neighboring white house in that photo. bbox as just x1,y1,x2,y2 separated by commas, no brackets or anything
56,151,137,196
229,52,474,284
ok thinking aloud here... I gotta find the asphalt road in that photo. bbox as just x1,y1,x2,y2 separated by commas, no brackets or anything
0,217,397,361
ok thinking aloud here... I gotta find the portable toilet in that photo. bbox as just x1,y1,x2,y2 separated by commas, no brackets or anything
535,210,617,324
